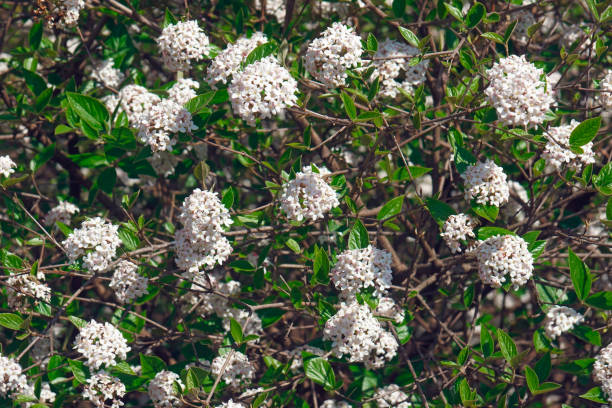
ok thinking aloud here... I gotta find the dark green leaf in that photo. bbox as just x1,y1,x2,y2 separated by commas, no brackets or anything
586,291,612,310
230,318,243,344
163,8,178,27
377,196,404,220
97,167,117,195
140,353,167,378
118,227,140,251
312,247,330,285
465,2,485,28
580,387,608,403
569,117,601,148
66,92,109,132
366,33,378,52
425,198,456,225
593,162,612,195
472,202,499,223
569,248,591,301
340,91,357,120
31,143,55,172
304,357,337,390
571,325,601,346
524,366,539,394
477,227,515,240
480,326,494,358
481,32,505,44
244,42,277,66
497,328,518,366
534,353,551,382
444,2,464,21
68,315,87,329
392,0,406,17
348,219,369,249
29,21,43,50
68,359,87,384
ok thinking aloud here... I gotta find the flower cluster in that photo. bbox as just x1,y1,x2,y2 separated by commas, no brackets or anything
330,245,393,298
372,40,429,98
440,213,476,253
148,370,183,408
158,20,210,71
211,351,255,388
0,354,32,400
62,217,121,273
74,320,130,369
375,297,405,324
279,165,339,222
474,235,533,289
216,400,246,408
167,78,199,106
304,22,363,88
83,372,126,408
461,160,510,207
374,384,411,408
44,201,80,226
206,32,268,87
228,56,298,125
109,260,149,304
599,70,612,110
49,0,85,27
175,189,233,274
0,155,16,177
323,302,398,369
485,55,554,128
137,99,197,152
321,400,351,408
594,343,612,401
6,273,51,311
255,0,286,21
544,306,584,339
104,85,161,124
92,60,124,88
542,120,596,171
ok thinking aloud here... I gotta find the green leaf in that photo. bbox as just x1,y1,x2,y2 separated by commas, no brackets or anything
244,42,277,67
111,361,136,376
377,196,404,220
571,325,601,346
304,357,337,390
569,117,601,148
425,198,456,225
392,0,406,17
68,315,87,329
140,353,166,378
463,284,474,308
594,161,612,195
185,91,216,114
569,248,591,301
118,227,140,251
465,2,485,28
585,0,599,20
0,313,24,330
601,5,612,22
534,382,561,395
348,219,369,249
398,27,419,48
340,91,356,120
230,318,243,344
534,353,551,382
185,367,200,391
454,146,477,173
312,247,330,285
585,291,612,310
68,359,88,384
97,167,117,195
477,227,514,240
286,238,301,254
31,143,55,172
222,187,235,209
444,2,464,21
497,328,518,366
66,92,109,132
580,386,608,403
29,21,43,50
35,87,53,112
481,32,505,44
162,8,178,27
480,326,494,358
366,33,378,52
472,202,499,223
524,366,539,394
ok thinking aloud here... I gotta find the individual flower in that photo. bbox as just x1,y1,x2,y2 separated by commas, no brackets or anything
304,22,363,88
148,370,183,408
167,78,199,106
323,302,398,369
215,400,246,408
279,165,339,222
83,372,126,408
461,160,510,207
0,155,16,177
44,201,80,226
440,213,476,253
228,56,298,125
92,60,124,88
62,217,121,273
206,32,268,87
371,39,428,98
74,320,130,369
109,260,149,304
593,343,612,402
599,70,612,110
6,273,51,311
158,20,209,71
330,245,393,298
210,351,255,388
374,384,411,408
137,99,197,152
474,235,534,289
0,354,32,400
375,297,405,324
45,0,85,27
321,400,351,408
104,85,161,125
485,55,554,128
542,120,596,171
544,306,584,339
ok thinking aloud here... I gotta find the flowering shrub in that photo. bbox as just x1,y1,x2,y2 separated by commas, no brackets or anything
1,0,612,407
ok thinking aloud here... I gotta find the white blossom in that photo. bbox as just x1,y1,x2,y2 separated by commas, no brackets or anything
62,217,121,273
374,384,411,408
461,160,510,207
228,56,298,125
211,351,255,388
375,297,405,324
321,400,351,408
137,98,197,152
304,22,363,88
279,165,339,222
83,372,126,408
148,370,183,408
542,120,596,171
485,55,554,128
215,400,247,408
109,260,149,304
74,320,130,369
206,32,268,87
371,40,428,98
48,0,85,27
330,245,393,298
474,235,533,289
167,78,199,106
104,85,161,125
594,343,612,402
599,70,612,111
6,273,51,311
0,354,32,400
0,155,16,178
92,60,124,88
44,201,80,226
255,0,285,21
544,306,584,339
35,382,56,407
440,213,476,253
158,20,210,71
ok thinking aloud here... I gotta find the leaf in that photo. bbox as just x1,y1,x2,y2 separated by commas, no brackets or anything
31,143,55,172
454,146,477,173
594,161,612,195
366,33,378,52
68,359,87,384
185,91,216,113
480,326,494,358
569,248,591,301
569,117,601,148
0,313,24,330
140,353,167,378
571,325,601,346
497,329,518,366
304,357,337,390
68,316,87,329
481,32,505,44
111,361,136,376
465,2,485,28
118,227,140,251
312,247,330,285
444,2,464,21
340,91,356,120
585,0,599,20
392,0,406,17
585,291,612,310
477,227,515,240
66,92,109,132
244,42,277,66
534,382,561,395
348,219,369,249
398,27,419,48
230,318,243,344
185,367,200,391
463,284,474,308
472,202,499,223
97,167,117,195
162,8,178,27
222,187,235,209
29,21,43,50
377,196,404,220
580,387,608,404
35,87,53,112
534,353,551,382
286,238,301,254
524,366,539,394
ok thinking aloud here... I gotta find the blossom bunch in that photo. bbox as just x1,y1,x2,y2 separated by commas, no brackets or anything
279,165,339,222
148,370,184,408
158,20,210,71
474,235,533,288
206,32,268,87
109,260,149,303
62,217,121,273
330,245,393,298
74,320,130,369
461,160,510,207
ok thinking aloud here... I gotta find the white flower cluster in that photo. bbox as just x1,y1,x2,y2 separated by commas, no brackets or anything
543,121,596,171
485,55,554,128
255,0,285,21
323,302,398,369
0,354,32,400
62,217,121,273
206,32,268,87
544,306,584,339
148,370,183,408
461,160,510,207
74,320,130,369
372,40,428,98
44,201,80,226
321,400,351,408
474,235,533,289
6,273,51,311
168,78,199,106
280,165,339,222
215,400,246,408
375,297,405,324
211,351,255,388
83,372,126,408
137,99,197,152
104,85,161,124
109,260,149,304
287,345,325,372
304,22,362,88
594,343,612,401
228,56,298,125
36,383,56,406
92,60,124,88
330,245,393,298
0,155,16,177
158,20,210,71
440,213,476,253
599,70,612,110
175,189,233,274
374,384,411,408
51,0,85,27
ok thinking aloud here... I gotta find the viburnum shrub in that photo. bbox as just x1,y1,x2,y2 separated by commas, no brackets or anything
1,0,612,407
